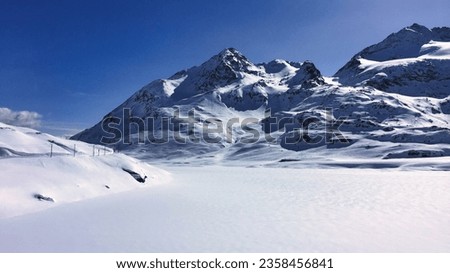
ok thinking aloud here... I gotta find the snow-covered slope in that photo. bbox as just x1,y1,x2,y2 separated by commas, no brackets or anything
72,25,450,165
1,166,450,252
335,24,450,98
0,122,170,218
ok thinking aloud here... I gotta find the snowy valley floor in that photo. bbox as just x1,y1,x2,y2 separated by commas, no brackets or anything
0,165,449,252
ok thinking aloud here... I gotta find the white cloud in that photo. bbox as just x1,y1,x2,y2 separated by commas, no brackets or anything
0,107,42,128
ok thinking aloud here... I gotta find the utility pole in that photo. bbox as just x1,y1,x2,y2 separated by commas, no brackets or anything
73,144,76,157
50,143,53,158
93,145,95,156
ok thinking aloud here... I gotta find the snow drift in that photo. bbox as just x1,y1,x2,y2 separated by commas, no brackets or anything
0,122,171,218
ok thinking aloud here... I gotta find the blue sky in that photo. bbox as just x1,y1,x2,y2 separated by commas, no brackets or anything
1,0,449,135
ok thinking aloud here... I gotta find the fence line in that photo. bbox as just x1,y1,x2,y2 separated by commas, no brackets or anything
46,141,113,158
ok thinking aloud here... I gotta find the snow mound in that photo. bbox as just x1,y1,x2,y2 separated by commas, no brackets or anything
0,122,171,219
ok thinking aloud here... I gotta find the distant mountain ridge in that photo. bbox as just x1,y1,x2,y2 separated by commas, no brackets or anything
72,24,450,163
335,23,450,98
340,23,450,62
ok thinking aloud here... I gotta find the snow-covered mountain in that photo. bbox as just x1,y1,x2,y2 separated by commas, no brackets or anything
72,24,450,164
0,122,170,218
335,23,450,98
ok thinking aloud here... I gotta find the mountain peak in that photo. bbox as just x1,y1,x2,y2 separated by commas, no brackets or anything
334,24,450,98
164,48,259,100
357,24,434,62
399,23,450,41
431,26,450,41
335,24,447,73
218,47,241,57
192,48,258,80
405,23,431,34
212,47,254,70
